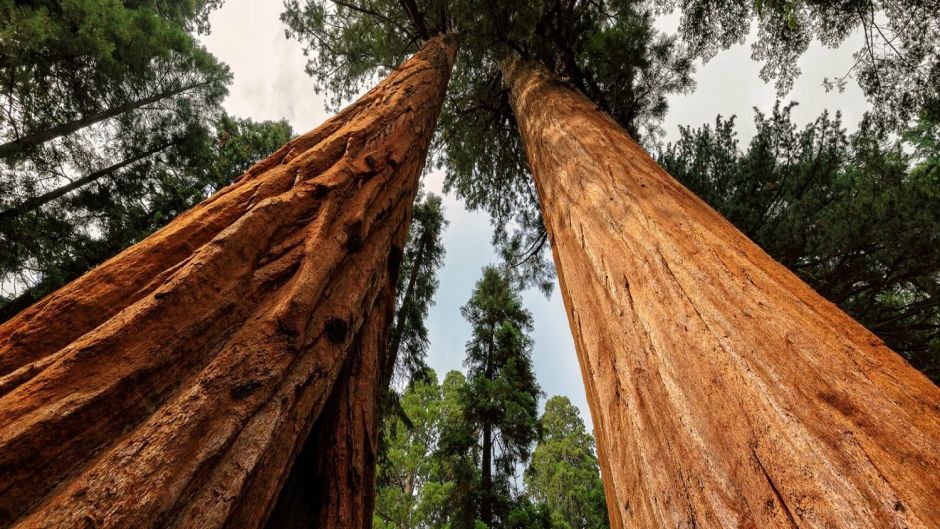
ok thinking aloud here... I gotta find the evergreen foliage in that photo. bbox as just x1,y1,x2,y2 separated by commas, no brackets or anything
0,1,298,319
374,372,455,529
385,193,449,388
377,267,607,529
660,104,940,381
281,0,695,291
656,0,940,127
0,0,239,310
525,396,609,529
458,265,542,527
375,371,606,529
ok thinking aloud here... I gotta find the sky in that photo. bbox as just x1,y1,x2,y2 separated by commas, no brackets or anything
199,0,870,431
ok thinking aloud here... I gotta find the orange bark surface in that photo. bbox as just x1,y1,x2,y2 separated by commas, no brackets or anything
0,35,456,529
503,57,940,529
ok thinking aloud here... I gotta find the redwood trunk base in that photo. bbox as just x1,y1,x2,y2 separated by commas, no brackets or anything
503,57,940,529
0,35,456,529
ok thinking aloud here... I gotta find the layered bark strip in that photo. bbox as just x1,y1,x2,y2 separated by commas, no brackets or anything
0,35,456,529
502,58,940,529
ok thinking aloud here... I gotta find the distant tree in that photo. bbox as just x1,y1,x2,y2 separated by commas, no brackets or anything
656,0,940,126
525,396,609,529
659,104,940,381
374,372,448,529
374,369,477,529
383,193,448,390
375,372,600,529
459,265,542,528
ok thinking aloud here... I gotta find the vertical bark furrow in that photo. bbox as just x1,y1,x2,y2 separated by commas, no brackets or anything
502,57,940,529
0,34,457,529
0,37,450,379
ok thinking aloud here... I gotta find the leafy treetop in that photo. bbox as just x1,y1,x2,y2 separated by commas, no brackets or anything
656,0,940,127
281,0,695,291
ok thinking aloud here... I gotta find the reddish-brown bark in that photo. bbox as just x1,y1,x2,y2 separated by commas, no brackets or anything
0,34,456,529
502,57,940,529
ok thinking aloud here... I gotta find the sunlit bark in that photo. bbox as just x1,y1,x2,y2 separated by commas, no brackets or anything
503,56,940,529
0,34,456,529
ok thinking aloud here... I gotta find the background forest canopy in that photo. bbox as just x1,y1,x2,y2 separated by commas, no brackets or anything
0,0,294,318
0,0,938,526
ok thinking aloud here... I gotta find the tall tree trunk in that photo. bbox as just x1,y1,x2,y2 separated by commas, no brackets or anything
480,330,494,528
481,421,493,527
0,34,457,529
0,140,175,223
501,57,940,529
381,228,430,389
0,78,217,159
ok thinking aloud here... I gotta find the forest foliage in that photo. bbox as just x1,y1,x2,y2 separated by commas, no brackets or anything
376,373,608,529
376,267,609,529
0,1,293,317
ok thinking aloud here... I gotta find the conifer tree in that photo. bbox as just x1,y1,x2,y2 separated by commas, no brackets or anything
374,371,462,529
0,0,233,312
383,193,448,390
526,396,609,529
459,266,541,528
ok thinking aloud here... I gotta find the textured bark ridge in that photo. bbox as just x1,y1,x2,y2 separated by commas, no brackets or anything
0,35,456,529
502,58,940,529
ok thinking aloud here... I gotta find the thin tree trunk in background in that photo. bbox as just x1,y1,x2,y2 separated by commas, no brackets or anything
0,140,175,223
502,57,940,529
481,421,493,527
0,34,456,529
381,229,430,389
0,79,217,159
480,331,494,528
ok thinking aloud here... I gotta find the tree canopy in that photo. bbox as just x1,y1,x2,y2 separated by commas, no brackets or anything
0,1,296,319
526,396,609,529
282,0,695,291
657,0,940,126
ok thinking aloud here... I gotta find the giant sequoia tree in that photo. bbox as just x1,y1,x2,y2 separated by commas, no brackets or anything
502,55,940,528
284,1,940,527
0,35,456,529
